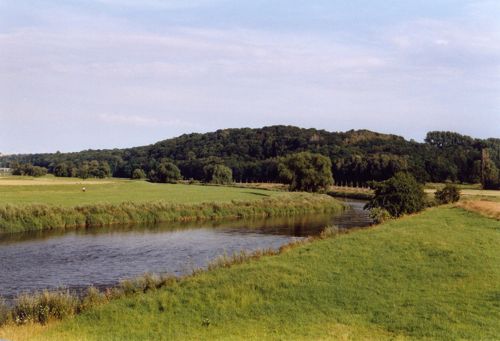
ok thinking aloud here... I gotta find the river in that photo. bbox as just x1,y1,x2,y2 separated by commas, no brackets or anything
0,199,371,299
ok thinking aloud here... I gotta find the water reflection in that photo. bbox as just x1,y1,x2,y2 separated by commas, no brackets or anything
0,200,371,299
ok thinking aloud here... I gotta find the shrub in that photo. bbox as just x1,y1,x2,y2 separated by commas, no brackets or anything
434,184,461,204
365,172,426,217
369,207,392,224
131,168,147,180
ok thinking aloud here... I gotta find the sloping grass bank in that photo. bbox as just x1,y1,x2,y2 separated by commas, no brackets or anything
3,206,498,340
0,193,342,234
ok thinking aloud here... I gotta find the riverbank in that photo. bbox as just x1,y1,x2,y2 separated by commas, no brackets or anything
2,205,498,340
0,193,342,234
0,177,344,234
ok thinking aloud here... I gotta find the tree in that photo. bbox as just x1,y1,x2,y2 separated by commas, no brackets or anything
365,172,426,217
481,149,500,189
78,163,90,179
131,168,146,180
435,184,461,204
278,152,333,192
31,166,48,177
9,162,47,177
204,164,233,184
96,161,111,178
149,161,182,183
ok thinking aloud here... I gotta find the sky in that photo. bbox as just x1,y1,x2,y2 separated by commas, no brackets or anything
0,0,499,154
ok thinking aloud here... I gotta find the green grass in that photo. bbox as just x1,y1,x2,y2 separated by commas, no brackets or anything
6,206,498,340
0,178,281,206
0,177,343,233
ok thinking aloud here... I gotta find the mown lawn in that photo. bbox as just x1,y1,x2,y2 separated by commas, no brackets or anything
4,206,498,340
0,177,279,207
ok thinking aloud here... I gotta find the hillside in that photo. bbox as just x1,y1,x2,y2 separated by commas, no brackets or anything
1,126,499,185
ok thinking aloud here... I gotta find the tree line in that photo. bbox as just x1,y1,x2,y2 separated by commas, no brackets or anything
1,126,499,189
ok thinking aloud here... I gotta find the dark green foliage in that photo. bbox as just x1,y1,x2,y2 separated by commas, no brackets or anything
54,162,78,177
2,126,498,185
76,161,111,179
278,152,333,192
435,184,461,204
148,161,182,183
481,151,500,189
366,173,426,217
425,131,475,148
10,162,48,177
131,168,146,180
204,164,233,184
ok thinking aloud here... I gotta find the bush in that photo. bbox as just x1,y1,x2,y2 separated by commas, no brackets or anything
365,173,426,217
369,207,392,224
434,184,461,204
131,168,147,180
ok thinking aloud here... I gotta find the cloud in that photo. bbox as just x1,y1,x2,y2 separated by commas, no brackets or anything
0,1,499,154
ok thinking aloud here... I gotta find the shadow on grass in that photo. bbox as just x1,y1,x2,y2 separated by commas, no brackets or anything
244,192,271,197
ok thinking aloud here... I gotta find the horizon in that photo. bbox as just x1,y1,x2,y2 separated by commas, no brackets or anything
1,1,499,154
0,124,496,156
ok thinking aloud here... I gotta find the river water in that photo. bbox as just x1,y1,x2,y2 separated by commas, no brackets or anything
0,199,371,299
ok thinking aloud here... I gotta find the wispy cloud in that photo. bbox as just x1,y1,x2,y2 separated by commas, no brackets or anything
0,1,499,153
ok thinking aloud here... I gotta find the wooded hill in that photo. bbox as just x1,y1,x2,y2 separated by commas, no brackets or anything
2,126,499,186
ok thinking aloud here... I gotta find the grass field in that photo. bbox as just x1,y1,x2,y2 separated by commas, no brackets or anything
0,176,342,234
3,206,498,340
0,176,281,206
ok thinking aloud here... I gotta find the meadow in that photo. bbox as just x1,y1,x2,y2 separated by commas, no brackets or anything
1,205,498,340
0,176,281,206
0,176,343,234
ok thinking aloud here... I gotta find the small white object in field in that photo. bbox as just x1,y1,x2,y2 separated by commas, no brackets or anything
82,187,86,192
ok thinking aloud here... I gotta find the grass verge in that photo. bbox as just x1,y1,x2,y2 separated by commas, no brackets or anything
1,206,498,340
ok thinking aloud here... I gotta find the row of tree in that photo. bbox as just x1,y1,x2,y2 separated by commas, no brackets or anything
53,160,111,179
130,161,234,185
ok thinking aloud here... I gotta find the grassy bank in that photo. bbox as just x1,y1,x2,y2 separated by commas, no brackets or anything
0,176,344,234
2,206,498,340
0,193,342,234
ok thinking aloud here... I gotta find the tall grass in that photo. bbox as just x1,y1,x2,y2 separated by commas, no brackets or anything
457,199,500,220
0,193,343,234
11,291,78,325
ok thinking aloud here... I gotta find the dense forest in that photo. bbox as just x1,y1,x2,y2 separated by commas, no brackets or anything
1,126,499,188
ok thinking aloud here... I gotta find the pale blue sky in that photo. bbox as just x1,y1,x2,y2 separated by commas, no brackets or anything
1,0,499,153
